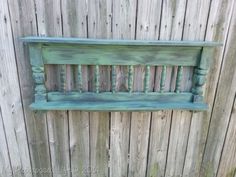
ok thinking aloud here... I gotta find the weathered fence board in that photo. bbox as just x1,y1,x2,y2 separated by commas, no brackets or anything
1,0,236,177
201,3,236,176
0,0,32,176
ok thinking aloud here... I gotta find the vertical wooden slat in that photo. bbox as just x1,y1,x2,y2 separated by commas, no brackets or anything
110,0,136,176
95,65,100,93
61,0,90,177
159,0,189,177
175,66,183,93
0,0,33,176
184,0,235,176
88,0,112,177
144,65,150,93
200,3,236,176
134,0,166,177
60,64,67,92
128,0,162,176
34,0,71,177
6,0,53,176
128,65,134,93
216,96,236,177
160,66,167,92
77,64,82,92
0,108,13,176
112,65,116,93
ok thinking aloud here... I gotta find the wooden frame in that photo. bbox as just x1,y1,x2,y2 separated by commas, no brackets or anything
22,37,221,111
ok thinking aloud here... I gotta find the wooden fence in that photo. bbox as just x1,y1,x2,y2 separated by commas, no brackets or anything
0,0,236,177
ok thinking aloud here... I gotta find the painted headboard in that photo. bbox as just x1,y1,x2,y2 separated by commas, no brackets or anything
22,37,221,111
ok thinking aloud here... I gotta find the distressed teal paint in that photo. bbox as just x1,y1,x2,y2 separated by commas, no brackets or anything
175,66,183,93
41,44,201,66
112,65,116,93
144,66,150,93
128,66,134,93
95,65,99,93
22,37,221,111
160,66,167,93
77,64,82,93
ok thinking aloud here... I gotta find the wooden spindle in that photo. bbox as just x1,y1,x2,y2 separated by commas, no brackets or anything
95,65,99,93
112,65,116,93
175,66,183,93
128,65,134,93
60,64,66,92
78,64,82,93
144,65,150,93
160,66,166,92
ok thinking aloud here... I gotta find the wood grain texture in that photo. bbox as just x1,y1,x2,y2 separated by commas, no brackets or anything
0,108,12,176
87,0,111,177
110,0,136,176
184,0,235,176
0,0,32,176
61,1,90,177
41,44,201,66
200,4,236,176
6,0,53,176
34,0,71,177
166,0,212,176
216,96,236,177
158,1,188,177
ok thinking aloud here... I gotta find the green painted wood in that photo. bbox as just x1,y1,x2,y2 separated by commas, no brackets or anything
47,92,193,102
95,65,99,93
192,47,214,102
60,64,66,92
160,66,167,92
21,37,222,47
144,66,150,93
77,65,82,92
128,66,134,93
30,101,208,111
175,66,183,93
112,65,116,93
24,37,219,111
41,45,201,66
29,44,47,102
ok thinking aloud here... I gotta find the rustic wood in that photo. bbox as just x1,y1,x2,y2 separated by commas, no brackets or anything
61,1,90,177
110,0,136,176
2,1,236,177
0,108,12,176
87,1,111,177
200,3,236,176
23,37,217,111
216,96,236,177
162,0,189,177
6,0,54,176
184,0,236,176
34,1,71,177
0,0,32,176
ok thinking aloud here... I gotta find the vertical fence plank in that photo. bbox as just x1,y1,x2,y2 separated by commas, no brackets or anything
0,108,12,176
200,2,236,176
155,0,188,177
217,95,236,177
180,0,235,176
127,0,162,177
0,0,32,176
164,0,213,176
61,1,90,177
34,0,71,177
110,0,137,176
88,0,112,177
6,0,53,176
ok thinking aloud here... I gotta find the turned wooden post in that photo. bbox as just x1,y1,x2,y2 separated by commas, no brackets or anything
192,47,214,102
29,44,47,102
